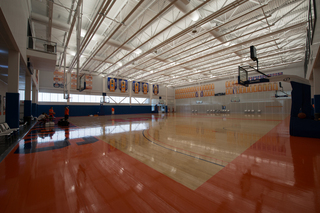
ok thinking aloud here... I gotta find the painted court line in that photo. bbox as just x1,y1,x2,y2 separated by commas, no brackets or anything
142,130,226,167
142,130,225,167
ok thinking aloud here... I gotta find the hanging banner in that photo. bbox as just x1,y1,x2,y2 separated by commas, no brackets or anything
71,73,77,89
132,81,140,94
53,70,64,88
86,75,93,90
108,77,117,92
141,82,149,94
118,79,128,93
153,84,159,95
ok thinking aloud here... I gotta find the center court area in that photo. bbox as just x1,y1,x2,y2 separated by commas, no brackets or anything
1,113,319,212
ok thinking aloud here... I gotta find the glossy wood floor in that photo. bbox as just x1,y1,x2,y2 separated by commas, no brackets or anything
0,113,319,212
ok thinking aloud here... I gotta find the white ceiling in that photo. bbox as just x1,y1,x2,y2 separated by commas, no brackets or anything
29,0,310,88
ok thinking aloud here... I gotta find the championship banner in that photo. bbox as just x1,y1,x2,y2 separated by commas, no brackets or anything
132,81,140,94
153,84,159,95
118,79,128,93
108,77,117,92
53,70,64,88
141,82,149,94
71,73,77,89
86,75,93,90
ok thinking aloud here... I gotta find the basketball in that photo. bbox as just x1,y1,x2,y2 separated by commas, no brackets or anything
298,112,306,119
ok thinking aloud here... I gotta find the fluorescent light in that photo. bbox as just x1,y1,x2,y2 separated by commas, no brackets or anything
249,0,260,4
190,11,200,22
223,42,230,46
134,49,142,54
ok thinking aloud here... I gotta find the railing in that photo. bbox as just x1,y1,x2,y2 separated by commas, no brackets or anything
304,0,317,77
27,36,57,54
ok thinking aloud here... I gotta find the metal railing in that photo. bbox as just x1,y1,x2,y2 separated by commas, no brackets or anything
304,0,317,77
27,36,57,54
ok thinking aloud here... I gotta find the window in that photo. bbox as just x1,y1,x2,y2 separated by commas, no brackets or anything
19,90,25,101
39,92,66,102
109,96,130,104
131,97,149,104
78,95,85,102
70,94,78,102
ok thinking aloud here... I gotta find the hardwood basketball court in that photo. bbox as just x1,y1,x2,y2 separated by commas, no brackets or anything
1,112,319,212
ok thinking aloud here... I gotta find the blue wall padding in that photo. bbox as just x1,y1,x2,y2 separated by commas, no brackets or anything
314,94,320,114
290,82,320,138
290,117,320,138
32,103,38,117
24,100,32,117
38,104,152,117
290,82,314,119
5,93,20,128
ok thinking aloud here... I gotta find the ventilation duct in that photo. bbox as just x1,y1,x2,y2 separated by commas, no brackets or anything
168,0,199,21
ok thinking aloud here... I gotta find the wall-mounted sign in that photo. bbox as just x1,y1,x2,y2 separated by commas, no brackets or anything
86,75,93,90
53,70,64,88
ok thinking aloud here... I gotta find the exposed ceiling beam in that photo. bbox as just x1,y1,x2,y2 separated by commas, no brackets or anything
47,0,53,41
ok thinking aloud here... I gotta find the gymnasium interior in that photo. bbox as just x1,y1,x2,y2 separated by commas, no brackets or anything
0,0,320,212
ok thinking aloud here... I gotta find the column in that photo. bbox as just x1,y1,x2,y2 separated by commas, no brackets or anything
165,86,168,112
149,84,152,105
67,72,71,105
6,51,20,128
166,86,168,105
24,74,32,119
102,77,106,93
102,77,106,102
129,81,132,105
32,85,38,117
314,68,320,114
150,84,153,112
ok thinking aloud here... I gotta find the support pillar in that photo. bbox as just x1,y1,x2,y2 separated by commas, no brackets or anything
6,51,20,128
102,77,106,93
149,84,152,105
314,68,320,114
166,86,168,105
32,85,38,117
24,74,32,120
129,81,132,105
67,72,71,105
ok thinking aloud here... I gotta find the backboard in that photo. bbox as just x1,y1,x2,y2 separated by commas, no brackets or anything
100,97,110,104
238,66,248,86
238,65,269,87
63,90,69,99
78,74,86,92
